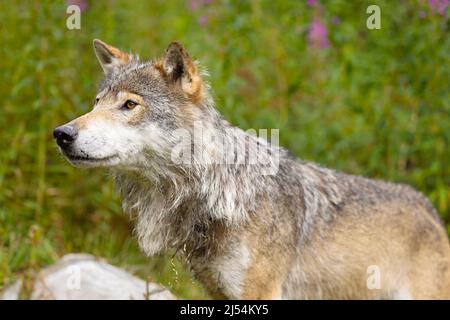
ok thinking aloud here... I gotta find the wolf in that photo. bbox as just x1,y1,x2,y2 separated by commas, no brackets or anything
54,39,450,299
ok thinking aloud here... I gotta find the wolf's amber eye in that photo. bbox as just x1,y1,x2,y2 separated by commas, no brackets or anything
122,100,138,110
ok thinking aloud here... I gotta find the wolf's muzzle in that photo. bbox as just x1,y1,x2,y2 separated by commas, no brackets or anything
53,125,78,149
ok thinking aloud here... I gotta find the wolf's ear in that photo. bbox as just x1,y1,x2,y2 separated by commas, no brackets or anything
93,39,131,74
161,42,202,100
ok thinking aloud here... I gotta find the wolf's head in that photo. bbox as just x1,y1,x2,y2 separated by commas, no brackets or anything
54,39,211,170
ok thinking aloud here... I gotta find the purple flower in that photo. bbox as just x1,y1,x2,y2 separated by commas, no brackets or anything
419,10,427,18
66,0,88,12
428,0,449,16
306,0,317,6
188,0,213,11
198,16,208,27
332,16,341,25
308,17,329,49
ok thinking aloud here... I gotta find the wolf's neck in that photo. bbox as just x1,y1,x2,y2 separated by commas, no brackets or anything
114,113,344,256
114,120,278,256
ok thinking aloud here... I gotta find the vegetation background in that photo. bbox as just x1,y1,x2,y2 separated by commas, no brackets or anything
0,0,448,299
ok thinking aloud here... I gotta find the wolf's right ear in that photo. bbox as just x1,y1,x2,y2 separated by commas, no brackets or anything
93,39,131,74
160,42,203,101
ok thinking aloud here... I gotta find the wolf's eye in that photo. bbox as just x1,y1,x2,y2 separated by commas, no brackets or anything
122,100,138,110
94,97,99,105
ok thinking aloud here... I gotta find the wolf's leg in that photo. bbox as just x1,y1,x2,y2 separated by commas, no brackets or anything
391,287,413,300
240,278,283,300
239,257,285,299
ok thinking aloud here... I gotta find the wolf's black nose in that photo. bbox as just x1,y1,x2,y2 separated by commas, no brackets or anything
53,125,78,148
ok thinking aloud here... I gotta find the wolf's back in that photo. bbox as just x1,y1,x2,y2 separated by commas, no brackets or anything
332,171,444,225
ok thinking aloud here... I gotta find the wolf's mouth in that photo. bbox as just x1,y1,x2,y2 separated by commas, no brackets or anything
64,153,117,163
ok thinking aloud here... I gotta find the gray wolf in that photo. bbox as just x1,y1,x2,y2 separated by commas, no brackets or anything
54,39,450,299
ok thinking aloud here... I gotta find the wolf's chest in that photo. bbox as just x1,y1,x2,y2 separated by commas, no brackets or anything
191,240,251,299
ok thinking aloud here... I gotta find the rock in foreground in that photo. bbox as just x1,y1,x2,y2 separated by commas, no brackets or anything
1,254,176,300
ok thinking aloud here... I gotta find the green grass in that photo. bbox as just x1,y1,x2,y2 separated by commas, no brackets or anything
0,0,448,299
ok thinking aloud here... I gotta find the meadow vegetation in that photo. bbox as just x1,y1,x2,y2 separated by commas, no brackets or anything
0,0,448,298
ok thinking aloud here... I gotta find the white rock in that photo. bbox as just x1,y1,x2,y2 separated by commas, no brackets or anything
0,279,22,300
1,254,176,300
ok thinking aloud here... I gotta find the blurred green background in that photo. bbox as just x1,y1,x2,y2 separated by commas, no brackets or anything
0,0,448,299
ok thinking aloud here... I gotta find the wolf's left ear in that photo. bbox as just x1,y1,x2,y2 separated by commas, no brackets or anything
161,42,202,101
93,39,131,74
